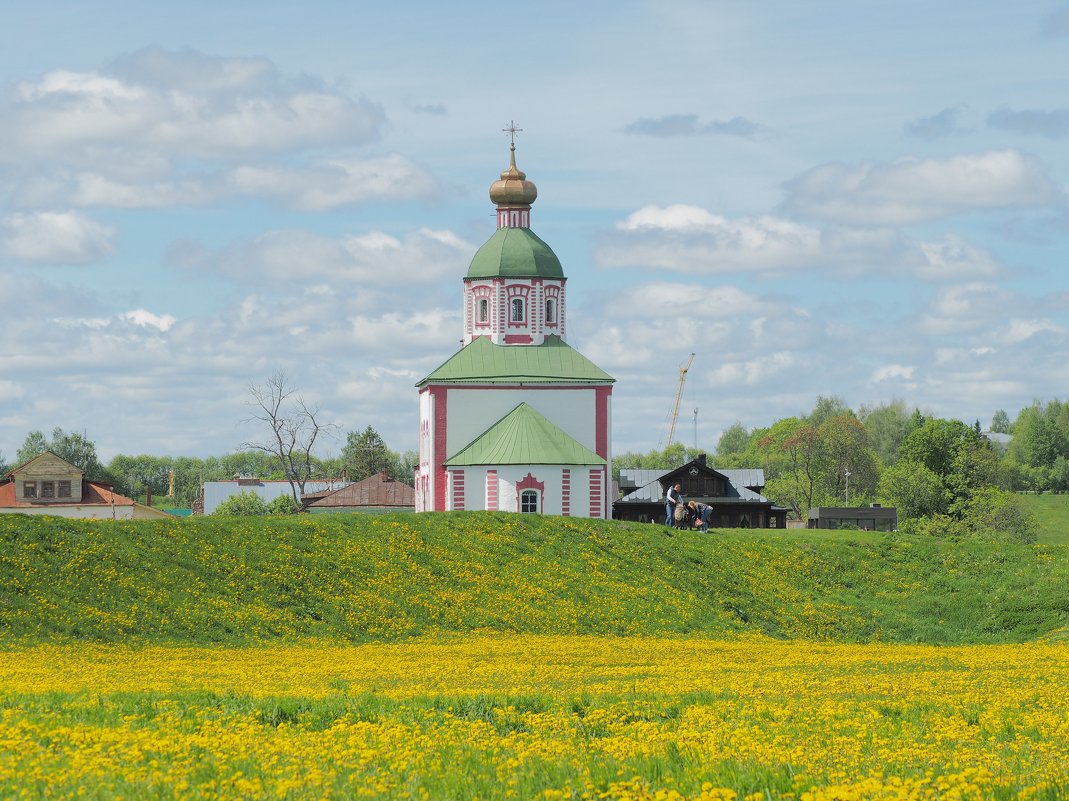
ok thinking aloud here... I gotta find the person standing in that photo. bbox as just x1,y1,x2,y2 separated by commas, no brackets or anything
664,483,684,527
688,500,713,532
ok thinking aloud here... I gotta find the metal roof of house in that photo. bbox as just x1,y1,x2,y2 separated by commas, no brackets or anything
614,476,771,505
618,467,766,493
444,402,605,467
305,471,414,508
418,334,613,386
466,227,564,279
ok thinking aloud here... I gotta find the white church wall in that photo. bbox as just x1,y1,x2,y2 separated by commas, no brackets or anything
456,465,597,517
446,387,597,457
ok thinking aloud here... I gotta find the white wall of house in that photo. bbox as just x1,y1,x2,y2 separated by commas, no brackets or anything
0,505,134,520
446,387,597,455
447,465,599,516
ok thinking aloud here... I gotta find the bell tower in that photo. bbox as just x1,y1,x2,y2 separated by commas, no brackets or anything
462,123,567,346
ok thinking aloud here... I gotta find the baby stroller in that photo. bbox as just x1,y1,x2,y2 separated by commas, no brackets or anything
672,503,696,530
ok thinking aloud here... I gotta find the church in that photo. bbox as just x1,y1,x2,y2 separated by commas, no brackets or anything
415,137,614,517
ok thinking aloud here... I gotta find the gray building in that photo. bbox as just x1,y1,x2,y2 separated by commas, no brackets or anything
200,478,348,515
807,505,897,531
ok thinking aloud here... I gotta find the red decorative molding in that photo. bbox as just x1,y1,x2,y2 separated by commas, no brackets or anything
517,472,545,513
504,334,533,344
588,469,602,518
450,469,465,511
595,386,611,459
486,470,498,511
431,387,448,511
561,468,571,517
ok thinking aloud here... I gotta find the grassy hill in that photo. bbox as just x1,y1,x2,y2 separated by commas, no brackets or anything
1021,493,1069,545
1,512,1067,646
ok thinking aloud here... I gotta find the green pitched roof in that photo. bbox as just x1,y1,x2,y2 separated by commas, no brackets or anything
444,403,605,466
418,335,614,386
466,227,565,279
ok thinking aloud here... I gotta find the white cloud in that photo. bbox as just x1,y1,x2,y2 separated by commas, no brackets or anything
120,310,177,332
917,283,1014,335
0,211,115,264
226,155,437,210
172,226,473,289
783,150,1057,225
999,318,1066,344
1,50,382,164
598,204,1002,280
871,364,915,382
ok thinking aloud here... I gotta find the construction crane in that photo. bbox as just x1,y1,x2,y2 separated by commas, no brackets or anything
664,353,695,448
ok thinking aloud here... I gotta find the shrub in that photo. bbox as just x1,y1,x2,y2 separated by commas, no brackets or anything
267,494,301,515
213,491,269,516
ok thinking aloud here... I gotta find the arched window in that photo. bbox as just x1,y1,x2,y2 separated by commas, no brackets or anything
511,297,525,322
545,298,556,324
520,489,539,513
477,298,488,323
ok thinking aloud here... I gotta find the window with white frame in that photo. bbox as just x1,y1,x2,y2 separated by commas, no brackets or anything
520,489,539,513
511,297,525,322
477,298,488,324
545,298,556,324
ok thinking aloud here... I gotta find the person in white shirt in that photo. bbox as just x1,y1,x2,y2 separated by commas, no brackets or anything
664,483,683,527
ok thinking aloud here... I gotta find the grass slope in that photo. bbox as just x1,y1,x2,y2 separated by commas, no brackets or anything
1020,493,1069,545
1,512,1067,645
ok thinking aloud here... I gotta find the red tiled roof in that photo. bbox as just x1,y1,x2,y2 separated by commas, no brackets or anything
305,472,414,508
0,479,135,508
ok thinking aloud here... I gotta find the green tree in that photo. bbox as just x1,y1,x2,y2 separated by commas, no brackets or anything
213,491,268,516
877,460,946,519
898,418,976,479
716,421,750,456
341,426,393,482
808,395,852,427
990,409,1011,434
859,399,916,466
16,428,112,483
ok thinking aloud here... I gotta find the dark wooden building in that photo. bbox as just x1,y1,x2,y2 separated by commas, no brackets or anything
807,505,897,531
613,455,788,529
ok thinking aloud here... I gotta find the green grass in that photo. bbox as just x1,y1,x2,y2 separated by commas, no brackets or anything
1019,493,1069,545
1,511,1067,646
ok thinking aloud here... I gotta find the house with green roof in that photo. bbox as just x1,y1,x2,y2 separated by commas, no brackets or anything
415,136,614,517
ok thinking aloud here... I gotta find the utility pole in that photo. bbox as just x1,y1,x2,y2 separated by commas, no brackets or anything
693,407,698,450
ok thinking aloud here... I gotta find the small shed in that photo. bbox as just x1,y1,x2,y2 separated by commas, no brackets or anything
807,505,898,531
303,472,415,514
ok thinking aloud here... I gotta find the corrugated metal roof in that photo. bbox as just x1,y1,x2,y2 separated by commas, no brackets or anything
618,467,765,493
418,334,613,386
615,476,772,504
719,468,766,490
466,227,564,279
306,471,414,508
445,403,605,466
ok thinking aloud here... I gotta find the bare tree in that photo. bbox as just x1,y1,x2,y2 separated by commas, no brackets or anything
242,370,338,503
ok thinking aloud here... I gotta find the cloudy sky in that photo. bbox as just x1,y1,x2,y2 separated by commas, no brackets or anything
2,1,1068,462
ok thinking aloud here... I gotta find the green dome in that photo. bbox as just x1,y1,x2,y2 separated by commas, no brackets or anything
466,227,564,279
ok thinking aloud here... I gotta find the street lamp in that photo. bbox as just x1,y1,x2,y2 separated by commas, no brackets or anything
844,469,851,505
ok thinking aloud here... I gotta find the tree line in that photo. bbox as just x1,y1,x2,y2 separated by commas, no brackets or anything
0,425,415,509
616,395,1065,543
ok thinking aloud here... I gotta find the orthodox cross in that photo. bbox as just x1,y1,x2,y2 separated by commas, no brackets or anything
502,120,523,145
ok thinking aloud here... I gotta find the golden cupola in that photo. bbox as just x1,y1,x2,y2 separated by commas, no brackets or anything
489,143,538,229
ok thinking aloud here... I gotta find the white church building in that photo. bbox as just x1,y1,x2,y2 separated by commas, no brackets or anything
415,140,614,517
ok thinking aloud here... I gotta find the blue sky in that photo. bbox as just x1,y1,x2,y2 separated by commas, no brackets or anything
1,1,1069,462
